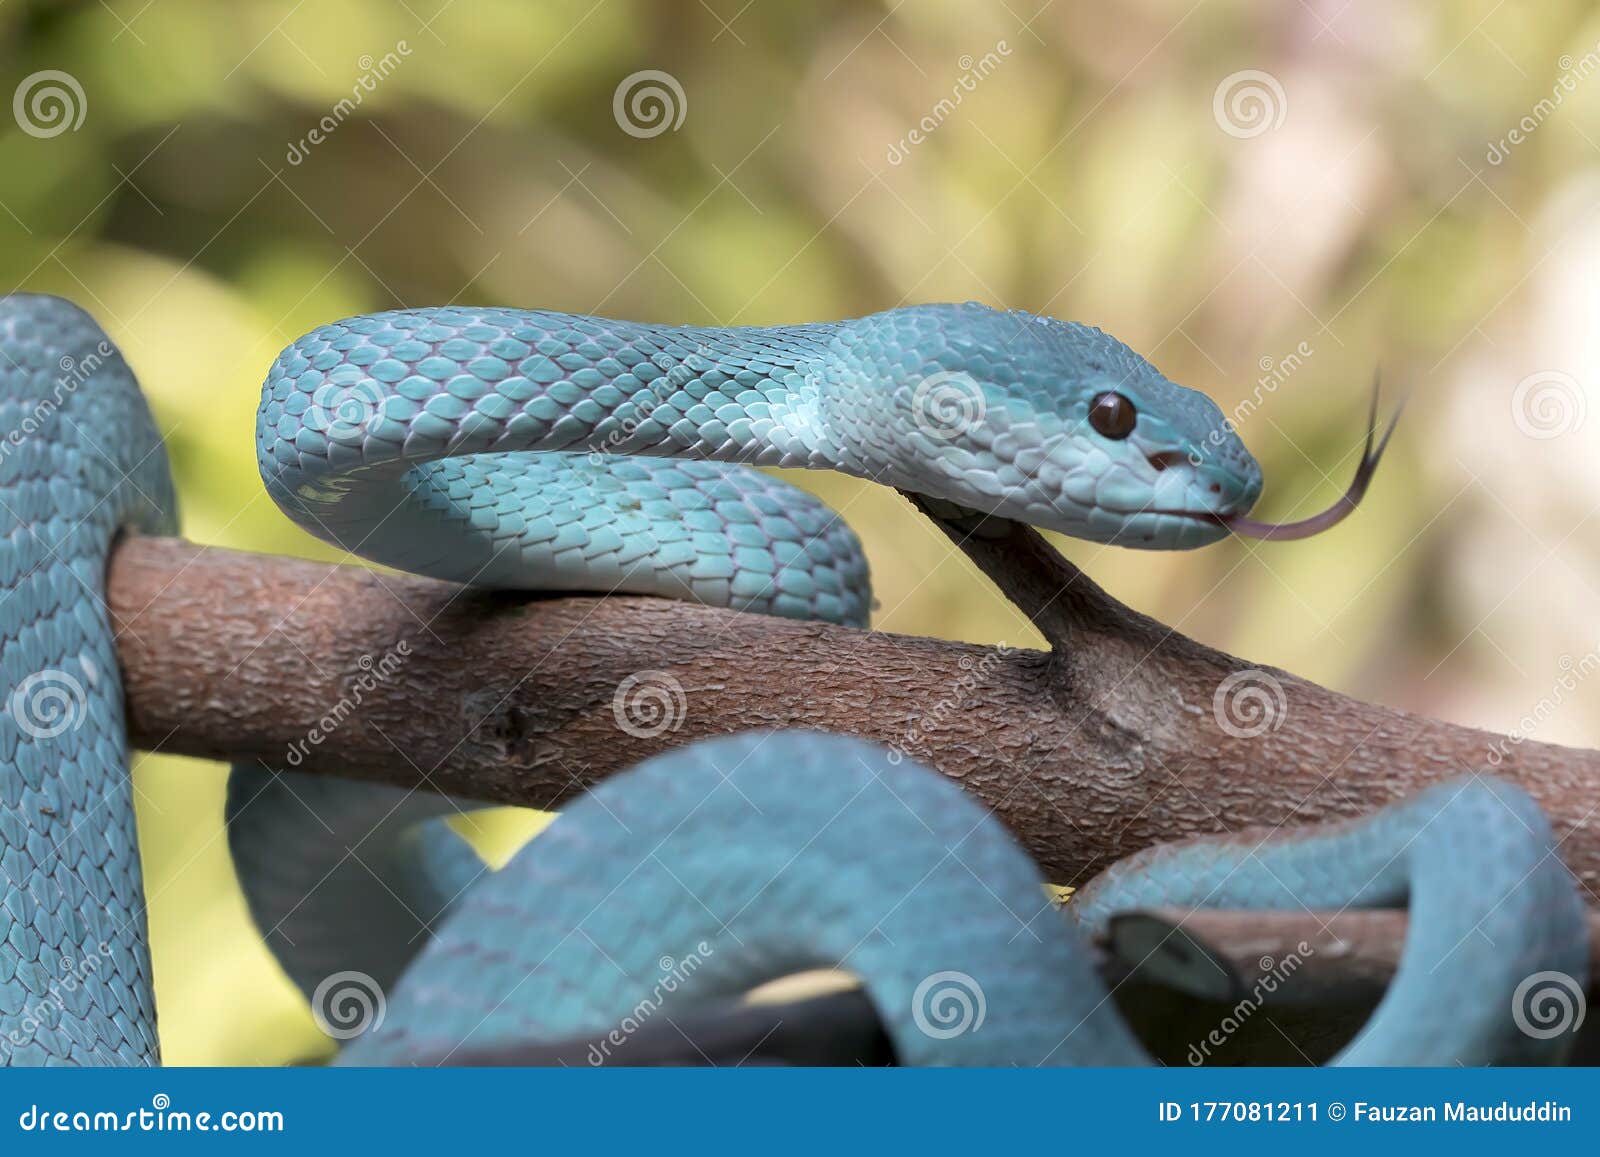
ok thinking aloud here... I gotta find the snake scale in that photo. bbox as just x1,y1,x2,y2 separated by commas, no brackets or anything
0,292,1587,1066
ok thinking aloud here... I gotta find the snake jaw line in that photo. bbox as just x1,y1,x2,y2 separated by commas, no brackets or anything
1218,372,1404,542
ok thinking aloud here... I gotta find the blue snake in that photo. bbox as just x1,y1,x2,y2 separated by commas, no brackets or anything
0,293,1587,1066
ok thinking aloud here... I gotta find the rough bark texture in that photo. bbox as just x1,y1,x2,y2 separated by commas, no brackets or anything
109,533,1600,897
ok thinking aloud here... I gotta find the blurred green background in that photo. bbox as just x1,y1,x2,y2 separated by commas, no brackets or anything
6,0,1600,1063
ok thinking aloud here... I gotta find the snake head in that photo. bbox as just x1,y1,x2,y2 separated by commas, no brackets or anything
832,303,1264,549
1039,345,1268,549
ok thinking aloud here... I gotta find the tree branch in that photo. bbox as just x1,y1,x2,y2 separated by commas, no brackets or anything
1101,908,1600,1004
896,490,1139,651
108,535,1600,897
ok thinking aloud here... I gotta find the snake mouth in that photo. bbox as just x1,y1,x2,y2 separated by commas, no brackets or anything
1107,375,1401,541
1215,374,1402,542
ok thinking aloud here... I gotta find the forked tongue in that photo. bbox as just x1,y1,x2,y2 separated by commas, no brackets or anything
1220,376,1403,542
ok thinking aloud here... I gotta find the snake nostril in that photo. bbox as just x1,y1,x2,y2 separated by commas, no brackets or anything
1145,451,1187,473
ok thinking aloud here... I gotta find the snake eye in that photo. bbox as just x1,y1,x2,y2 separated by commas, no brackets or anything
1088,392,1137,440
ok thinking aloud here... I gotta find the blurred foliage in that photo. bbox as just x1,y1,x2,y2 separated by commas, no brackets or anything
6,0,1600,1062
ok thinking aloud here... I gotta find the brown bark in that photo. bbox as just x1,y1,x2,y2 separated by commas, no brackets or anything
1101,908,1600,1003
108,531,1600,897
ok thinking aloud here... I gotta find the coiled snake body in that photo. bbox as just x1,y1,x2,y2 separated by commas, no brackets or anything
0,293,1586,1066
